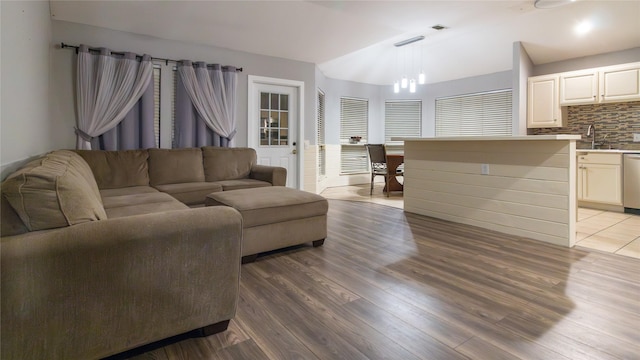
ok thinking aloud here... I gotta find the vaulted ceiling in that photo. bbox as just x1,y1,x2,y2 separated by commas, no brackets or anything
50,0,640,85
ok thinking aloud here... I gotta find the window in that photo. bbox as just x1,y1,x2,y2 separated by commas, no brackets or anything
260,92,290,146
153,65,161,147
152,63,177,148
435,89,512,137
340,97,368,174
317,90,326,178
385,100,422,146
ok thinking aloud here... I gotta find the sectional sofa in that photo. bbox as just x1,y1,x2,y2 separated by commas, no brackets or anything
0,147,286,359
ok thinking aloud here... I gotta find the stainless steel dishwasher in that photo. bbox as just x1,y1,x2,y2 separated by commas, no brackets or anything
624,153,640,214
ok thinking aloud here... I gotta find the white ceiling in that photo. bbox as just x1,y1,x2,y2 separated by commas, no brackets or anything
50,0,640,85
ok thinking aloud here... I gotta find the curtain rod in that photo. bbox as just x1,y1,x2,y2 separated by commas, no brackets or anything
59,42,243,72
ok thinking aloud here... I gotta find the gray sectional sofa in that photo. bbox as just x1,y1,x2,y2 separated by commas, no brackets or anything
0,147,286,359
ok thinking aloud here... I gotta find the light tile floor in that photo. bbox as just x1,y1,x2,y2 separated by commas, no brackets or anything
321,183,640,259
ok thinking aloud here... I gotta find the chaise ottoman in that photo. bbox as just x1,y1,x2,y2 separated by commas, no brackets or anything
205,186,328,263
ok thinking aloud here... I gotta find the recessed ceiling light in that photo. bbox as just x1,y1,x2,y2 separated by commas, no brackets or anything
575,20,593,35
534,0,576,9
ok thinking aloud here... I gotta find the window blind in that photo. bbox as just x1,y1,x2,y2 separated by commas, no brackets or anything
171,67,177,148
385,100,422,145
317,90,326,178
340,97,368,174
153,65,161,147
435,89,512,137
340,97,368,143
340,145,369,174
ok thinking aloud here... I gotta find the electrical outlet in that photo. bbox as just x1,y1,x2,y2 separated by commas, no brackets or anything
634,133,640,142
481,164,490,175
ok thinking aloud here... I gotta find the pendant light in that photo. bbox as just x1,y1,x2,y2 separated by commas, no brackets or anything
392,35,426,93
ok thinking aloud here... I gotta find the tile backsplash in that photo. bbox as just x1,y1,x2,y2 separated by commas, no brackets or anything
530,101,640,150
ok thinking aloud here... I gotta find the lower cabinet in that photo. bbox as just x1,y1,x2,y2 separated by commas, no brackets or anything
577,153,622,206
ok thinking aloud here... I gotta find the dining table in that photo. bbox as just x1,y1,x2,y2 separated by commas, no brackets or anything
385,153,404,194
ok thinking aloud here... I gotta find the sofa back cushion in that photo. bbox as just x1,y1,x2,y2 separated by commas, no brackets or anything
74,150,150,189
0,195,29,236
148,148,205,186
202,147,257,182
1,150,107,232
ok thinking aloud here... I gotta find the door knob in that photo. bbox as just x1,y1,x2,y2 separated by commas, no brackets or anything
292,149,297,154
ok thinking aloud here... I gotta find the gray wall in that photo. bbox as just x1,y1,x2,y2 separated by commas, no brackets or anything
50,20,317,149
380,70,513,137
532,47,640,76
317,73,384,145
1,1,56,178
514,41,534,136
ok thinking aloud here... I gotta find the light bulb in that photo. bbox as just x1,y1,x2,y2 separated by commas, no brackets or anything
393,81,400,93
409,79,416,93
401,76,408,89
418,71,426,85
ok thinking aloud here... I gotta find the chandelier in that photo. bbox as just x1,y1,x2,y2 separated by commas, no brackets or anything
393,35,426,94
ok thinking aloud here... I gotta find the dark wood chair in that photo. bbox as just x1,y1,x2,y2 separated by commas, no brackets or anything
365,144,403,196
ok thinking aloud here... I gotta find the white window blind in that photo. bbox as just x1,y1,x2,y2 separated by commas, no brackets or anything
385,100,421,145
171,67,177,148
340,97,368,174
435,89,512,137
317,90,326,178
153,65,161,147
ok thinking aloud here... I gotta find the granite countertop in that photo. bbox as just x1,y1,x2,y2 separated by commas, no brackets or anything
393,135,581,142
576,149,640,154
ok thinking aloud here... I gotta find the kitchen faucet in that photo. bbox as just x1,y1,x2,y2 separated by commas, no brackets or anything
586,124,596,149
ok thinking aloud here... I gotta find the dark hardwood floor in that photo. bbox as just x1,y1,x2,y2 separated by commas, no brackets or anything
132,199,640,359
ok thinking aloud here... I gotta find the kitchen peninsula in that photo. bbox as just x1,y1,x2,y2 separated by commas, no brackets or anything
394,135,581,247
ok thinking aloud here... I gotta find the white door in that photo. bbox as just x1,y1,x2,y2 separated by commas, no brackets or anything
248,79,301,188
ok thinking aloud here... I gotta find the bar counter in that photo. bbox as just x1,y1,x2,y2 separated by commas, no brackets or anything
392,135,581,247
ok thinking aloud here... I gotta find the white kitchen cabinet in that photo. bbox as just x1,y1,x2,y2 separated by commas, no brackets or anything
560,70,598,105
577,153,622,206
599,63,640,103
527,74,565,128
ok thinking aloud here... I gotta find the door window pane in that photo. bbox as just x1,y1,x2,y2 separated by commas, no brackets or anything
259,91,289,146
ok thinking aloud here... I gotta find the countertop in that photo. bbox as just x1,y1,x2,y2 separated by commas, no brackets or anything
392,135,581,142
577,149,640,154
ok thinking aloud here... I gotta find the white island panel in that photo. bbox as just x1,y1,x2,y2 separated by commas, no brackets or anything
398,136,579,247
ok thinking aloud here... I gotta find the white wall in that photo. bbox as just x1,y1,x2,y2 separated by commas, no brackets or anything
50,20,318,150
1,1,55,178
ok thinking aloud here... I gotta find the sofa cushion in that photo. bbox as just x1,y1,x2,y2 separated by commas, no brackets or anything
100,186,159,198
148,148,205,186
1,150,107,231
202,147,257,182
153,182,223,206
103,191,188,218
215,179,272,191
75,150,150,189
204,187,328,228
102,192,182,209
0,195,29,237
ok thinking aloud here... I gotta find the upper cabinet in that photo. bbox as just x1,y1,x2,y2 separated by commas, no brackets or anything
558,62,640,106
560,70,598,105
600,63,640,103
529,62,640,128
528,74,565,128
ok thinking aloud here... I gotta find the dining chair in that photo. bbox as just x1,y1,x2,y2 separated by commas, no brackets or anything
365,144,389,196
